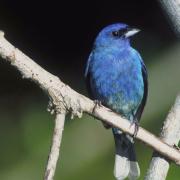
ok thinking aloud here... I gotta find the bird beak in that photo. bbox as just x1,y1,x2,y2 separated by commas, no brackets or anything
125,28,140,38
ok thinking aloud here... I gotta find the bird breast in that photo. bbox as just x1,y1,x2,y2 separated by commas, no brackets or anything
90,52,144,117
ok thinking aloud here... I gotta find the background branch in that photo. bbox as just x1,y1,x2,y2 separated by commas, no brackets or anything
158,0,180,37
145,95,180,180
0,32,180,179
144,0,180,179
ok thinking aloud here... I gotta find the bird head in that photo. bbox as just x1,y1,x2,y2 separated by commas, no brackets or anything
94,23,140,49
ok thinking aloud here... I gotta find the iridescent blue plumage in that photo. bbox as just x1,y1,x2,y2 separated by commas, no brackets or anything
85,23,148,180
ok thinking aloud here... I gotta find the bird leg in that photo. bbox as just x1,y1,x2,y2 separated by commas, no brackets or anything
92,100,102,114
92,100,112,128
130,119,139,138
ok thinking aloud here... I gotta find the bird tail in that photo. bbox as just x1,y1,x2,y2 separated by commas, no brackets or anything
113,131,140,180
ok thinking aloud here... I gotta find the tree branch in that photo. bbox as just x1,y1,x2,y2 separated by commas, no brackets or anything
44,113,66,180
145,95,180,180
158,0,180,37
0,31,180,180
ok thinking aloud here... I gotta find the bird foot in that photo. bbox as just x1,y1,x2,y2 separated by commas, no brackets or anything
92,100,102,114
130,120,139,138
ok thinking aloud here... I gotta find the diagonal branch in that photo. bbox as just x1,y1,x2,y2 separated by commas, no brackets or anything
0,31,180,180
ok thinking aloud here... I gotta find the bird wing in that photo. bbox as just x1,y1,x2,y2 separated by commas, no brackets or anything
134,58,148,122
84,52,95,99
84,52,93,77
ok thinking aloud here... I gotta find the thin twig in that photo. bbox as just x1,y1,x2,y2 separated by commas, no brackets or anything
0,32,180,180
145,95,180,180
44,113,66,180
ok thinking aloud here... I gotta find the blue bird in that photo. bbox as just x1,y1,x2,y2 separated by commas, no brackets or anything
85,23,148,180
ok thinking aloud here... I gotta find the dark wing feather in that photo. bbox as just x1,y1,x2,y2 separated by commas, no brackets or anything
85,53,95,99
85,72,95,99
134,62,148,122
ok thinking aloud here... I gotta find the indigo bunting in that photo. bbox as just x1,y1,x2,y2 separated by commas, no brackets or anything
85,23,148,180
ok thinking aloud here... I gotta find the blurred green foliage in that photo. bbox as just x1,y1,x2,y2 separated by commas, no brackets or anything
0,40,180,180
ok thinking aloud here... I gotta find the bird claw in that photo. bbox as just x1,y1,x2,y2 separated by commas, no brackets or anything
130,120,139,138
92,100,102,114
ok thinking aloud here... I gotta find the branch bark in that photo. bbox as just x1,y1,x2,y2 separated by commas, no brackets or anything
145,95,180,180
0,31,180,179
158,0,180,37
44,113,66,180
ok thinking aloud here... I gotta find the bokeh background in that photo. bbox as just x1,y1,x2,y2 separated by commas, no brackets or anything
0,0,180,179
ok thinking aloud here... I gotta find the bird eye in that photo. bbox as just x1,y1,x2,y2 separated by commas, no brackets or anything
112,31,119,37
112,28,129,38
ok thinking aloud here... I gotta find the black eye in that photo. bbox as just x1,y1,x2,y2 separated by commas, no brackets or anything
112,27,129,38
112,31,119,37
